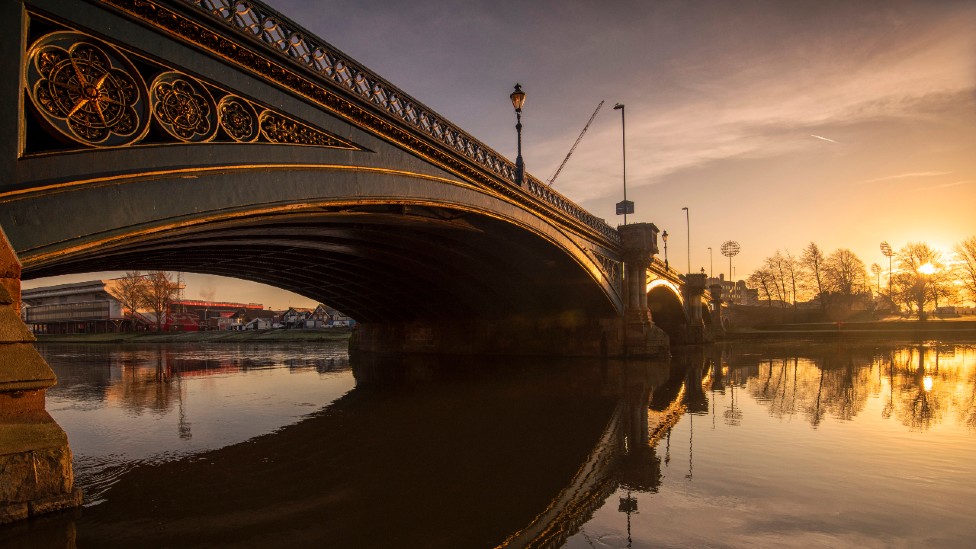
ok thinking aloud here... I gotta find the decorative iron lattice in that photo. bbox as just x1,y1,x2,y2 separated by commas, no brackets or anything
179,0,619,244
259,111,353,147
593,253,621,285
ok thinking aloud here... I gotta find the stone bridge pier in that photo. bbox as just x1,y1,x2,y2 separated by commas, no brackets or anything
0,229,81,523
619,223,669,356
681,272,708,344
709,282,726,339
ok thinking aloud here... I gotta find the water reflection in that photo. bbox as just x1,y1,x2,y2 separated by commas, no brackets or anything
729,342,976,431
38,343,354,505
565,341,976,548
0,341,974,548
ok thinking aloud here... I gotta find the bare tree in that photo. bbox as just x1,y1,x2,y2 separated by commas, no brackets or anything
108,272,146,328
800,242,827,311
955,236,976,306
748,267,776,307
764,251,789,305
823,248,869,307
893,242,944,320
140,271,181,332
783,250,802,306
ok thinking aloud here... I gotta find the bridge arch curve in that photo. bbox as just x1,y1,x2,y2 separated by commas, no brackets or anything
7,166,621,323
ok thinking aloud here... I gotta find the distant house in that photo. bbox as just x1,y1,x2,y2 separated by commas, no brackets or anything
244,317,274,330
280,307,313,328
706,275,759,306
235,308,276,330
326,306,355,328
306,304,356,328
305,304,330,329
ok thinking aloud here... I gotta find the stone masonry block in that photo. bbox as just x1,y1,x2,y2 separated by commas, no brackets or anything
0,343,56,391
0,306,35,343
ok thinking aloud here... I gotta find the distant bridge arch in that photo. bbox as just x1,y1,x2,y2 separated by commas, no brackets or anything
647,283,687,342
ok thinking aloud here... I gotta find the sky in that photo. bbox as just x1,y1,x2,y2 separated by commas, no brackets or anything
23,0,976,308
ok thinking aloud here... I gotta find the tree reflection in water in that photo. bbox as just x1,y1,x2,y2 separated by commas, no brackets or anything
564,341,976,549
728,342,976,431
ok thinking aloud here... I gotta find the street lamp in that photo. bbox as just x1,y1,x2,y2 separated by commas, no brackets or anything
682,206,690,274
662,230,669,269
612,103,633,224
510,83,526,186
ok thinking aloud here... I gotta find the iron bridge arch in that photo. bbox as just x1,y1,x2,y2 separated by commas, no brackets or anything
1,0,626,332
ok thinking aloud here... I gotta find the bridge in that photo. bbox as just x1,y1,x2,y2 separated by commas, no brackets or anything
0,0,725,519
0,0,724,357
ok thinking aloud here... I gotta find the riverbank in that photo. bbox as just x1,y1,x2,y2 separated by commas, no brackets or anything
31,328,353,344
726,319,976,340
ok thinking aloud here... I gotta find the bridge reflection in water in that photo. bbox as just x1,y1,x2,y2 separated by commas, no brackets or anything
0,346,714,548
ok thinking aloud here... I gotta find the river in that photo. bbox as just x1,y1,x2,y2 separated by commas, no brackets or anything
1,340,974,548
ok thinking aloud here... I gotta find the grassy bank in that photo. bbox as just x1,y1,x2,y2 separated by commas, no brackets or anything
32,329,353,344
727,319,976,340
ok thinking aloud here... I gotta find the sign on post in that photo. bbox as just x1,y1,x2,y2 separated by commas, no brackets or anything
615,200,634,215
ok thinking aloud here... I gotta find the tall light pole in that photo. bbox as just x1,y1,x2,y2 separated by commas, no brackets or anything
721,240,740,301
871,263,881,297
708,247,713,278
682,206,690,274
510,83,526,186
880,241,893,301
612,103,632,224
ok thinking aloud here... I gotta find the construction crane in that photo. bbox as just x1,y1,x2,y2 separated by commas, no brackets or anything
546,100,604,187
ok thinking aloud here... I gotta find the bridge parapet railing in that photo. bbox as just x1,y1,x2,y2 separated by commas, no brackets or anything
180,0,619,245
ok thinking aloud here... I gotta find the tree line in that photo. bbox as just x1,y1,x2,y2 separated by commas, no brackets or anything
108,271,181,332
747,235,976,320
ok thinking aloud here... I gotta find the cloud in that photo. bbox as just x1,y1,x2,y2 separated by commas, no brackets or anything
919,180,971,191
858,171,954,185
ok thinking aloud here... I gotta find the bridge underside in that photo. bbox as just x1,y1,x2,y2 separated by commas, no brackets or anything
23,205,617,325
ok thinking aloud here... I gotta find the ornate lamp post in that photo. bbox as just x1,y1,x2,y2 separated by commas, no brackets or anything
510,83,526,186
662,230,669,269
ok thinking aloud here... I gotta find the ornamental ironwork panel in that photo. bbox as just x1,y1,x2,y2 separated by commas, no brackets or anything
150,71,218,142
23,28,363,153
26,31,150,147
217,95,260,142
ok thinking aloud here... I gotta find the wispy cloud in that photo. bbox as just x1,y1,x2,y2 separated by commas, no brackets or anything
810,134,837,143
858,171,953,185
919,180,971,191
